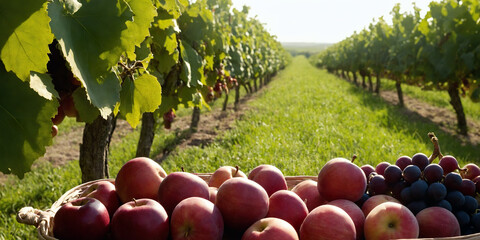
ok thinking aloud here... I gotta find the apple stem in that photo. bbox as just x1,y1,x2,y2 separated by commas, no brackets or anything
351,154,357,163
133,198,137,206
235,165,239,176
428,132,443,164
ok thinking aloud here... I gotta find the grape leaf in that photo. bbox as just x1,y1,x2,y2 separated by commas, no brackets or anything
29,72,59,100
119,74,162,128
0,62,57,177
0,1,53,81
180,40,204,87
48,0,131,118
73,87,100,123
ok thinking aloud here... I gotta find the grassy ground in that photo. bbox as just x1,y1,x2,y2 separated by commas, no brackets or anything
2,56,479,239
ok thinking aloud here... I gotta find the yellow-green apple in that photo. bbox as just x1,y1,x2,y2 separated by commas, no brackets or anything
158,172,210,216
208,166,247,188
115,157,167,202
170,197,223,240
291,179,327,211
215,178,269,232
208,187,218,203
361,194,400,217
328,199,365,240
79,180,120,217
53,197,110,240
266,190,308,232
317,158,366,202
300,204,356,240
416,207,460,238
248,164,287,196
110,198,169,240
241,217,299,240
364,202,419,240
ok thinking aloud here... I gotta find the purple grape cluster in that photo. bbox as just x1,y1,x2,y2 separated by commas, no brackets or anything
360,154,480,235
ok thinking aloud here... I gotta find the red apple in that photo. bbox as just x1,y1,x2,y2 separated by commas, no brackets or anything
375,162,391,176
361,194,400,217
266,190,308,232
158,172,210,216
115,157,167,203
317,158,366,202
170,197,223,240
416,207,460,238
208,165,247,188
291,179,327,212
208,187,218,203
300,204,356,240
328,199,365,240
364,202,419,240
111,198,169,240
53,197,110,240
215,177,269,232
361,164,376,183
80,180,120,217
248,164,288,196
460,163,480,180
242,217,299,240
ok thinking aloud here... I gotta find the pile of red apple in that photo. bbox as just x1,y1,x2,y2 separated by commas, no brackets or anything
51,155,480,240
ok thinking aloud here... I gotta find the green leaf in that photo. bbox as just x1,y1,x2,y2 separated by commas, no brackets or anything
119,74,162,128
29,72,59,100
180,40,204,87
121,0,157,59
0,1,53,81
72,87,100,123
0,62,57,177
48,0,130,118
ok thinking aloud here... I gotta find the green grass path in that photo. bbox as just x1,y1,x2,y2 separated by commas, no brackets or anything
1,55,479,239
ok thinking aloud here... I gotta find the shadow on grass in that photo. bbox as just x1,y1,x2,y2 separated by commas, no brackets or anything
345,83,480,163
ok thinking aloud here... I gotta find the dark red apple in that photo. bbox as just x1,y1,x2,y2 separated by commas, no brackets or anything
300,204,356,240
266,190,308,232
208,165,247,188
53,197,110,240
291,179,327,212
111,198,169,240
248,164,288,196
158,172,210,216
80,180,120,217
215,177,269,232
242,217,299,240
317,158,366,202
362,194,400,217
416,207,460,238
328,199,365,240
208,187,218,203
115,157,167,203
170,197,223,240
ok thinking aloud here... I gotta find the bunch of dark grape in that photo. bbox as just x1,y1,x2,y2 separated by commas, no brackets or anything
163,109,176,129
360,134,480,235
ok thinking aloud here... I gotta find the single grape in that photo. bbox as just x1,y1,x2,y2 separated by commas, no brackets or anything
438,155,460,175
368,174,388,196
411,153,429,171
427,182,447,202
444,172,462,191
446,191,465,210
435,199,453,211
395,156,412,170
407,201,428,215
375,162,391,176
454,210,470,227
400,187,413,204
410,180,428,201
403,165,421,183
460,179,476,197
391,181,408,201
360,165,376,183
423,163,444,184
463,195,478,214
471,213,480,232
384,165,403,185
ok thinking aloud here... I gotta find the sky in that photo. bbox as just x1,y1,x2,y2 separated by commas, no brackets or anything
231,0,435,44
